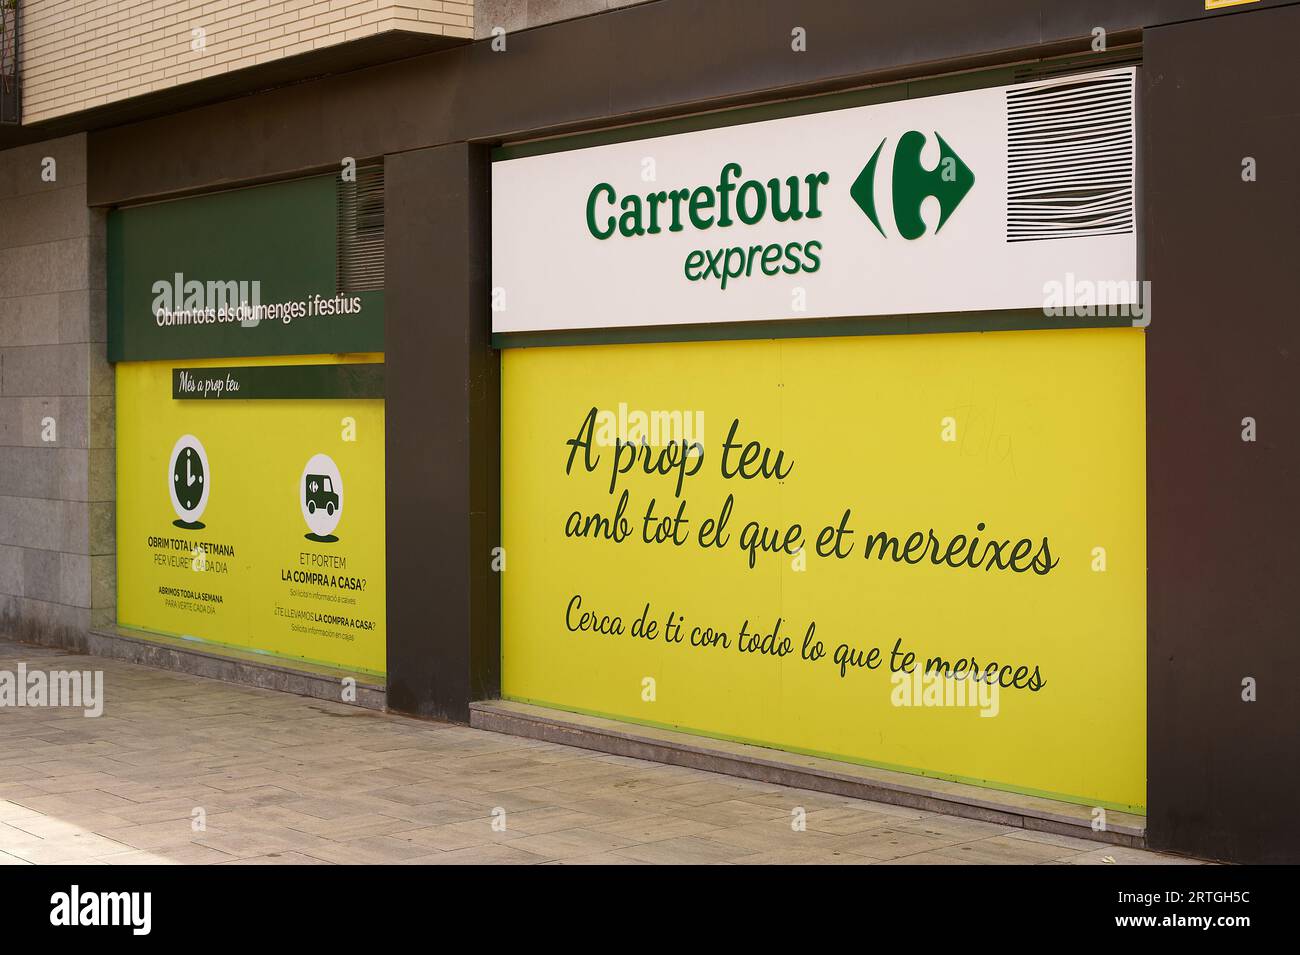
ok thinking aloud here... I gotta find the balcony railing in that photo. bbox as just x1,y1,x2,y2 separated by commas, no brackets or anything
1,0,18,125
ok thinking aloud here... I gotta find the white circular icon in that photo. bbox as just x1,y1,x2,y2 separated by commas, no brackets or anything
168,434,210,526
300,453,343,539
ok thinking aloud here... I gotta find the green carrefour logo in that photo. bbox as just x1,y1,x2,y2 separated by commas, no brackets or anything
850,130,974,240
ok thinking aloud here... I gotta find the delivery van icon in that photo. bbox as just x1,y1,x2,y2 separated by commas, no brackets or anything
304,474,338,516
300,454,344,543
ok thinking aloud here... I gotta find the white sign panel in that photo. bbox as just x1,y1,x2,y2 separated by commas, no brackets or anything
492,68,1138,334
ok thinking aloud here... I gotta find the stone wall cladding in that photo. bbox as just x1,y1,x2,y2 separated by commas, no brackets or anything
0,133,113,650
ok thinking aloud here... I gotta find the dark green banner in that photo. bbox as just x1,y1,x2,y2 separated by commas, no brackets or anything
172,364,385,400
108,175,384,362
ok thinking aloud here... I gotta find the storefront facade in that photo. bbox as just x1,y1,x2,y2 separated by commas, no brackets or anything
3,0,1297,863
107,174,387,676
493,66,1147,812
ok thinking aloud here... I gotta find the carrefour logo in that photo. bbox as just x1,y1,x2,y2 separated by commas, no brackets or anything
850,130,974,240
579,131,974,291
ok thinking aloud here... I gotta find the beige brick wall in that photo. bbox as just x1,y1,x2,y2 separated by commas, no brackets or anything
19,0,475,124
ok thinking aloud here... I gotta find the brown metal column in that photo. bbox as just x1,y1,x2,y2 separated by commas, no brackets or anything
1144,5,1300,863
383,143,499,721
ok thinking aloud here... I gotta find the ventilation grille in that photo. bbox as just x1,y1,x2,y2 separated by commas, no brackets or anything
338,163,385,291
1005,69,1135,243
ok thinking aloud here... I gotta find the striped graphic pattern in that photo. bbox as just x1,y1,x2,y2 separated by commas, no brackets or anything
1005,69,1135,242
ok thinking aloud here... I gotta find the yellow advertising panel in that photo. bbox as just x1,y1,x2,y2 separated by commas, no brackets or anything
116,354,386,675
501,328,1145,810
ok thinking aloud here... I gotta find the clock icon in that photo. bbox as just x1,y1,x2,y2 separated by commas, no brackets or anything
168,434,210,529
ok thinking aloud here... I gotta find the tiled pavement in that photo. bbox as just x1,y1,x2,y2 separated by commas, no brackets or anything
0,640,1200,865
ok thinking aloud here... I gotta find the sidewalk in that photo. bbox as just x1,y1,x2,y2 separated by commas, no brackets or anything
0,640,1200,865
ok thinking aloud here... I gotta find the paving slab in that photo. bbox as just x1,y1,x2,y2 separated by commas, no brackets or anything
0,638,1204,865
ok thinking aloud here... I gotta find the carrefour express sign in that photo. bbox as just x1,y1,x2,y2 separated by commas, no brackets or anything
491,68,1137,334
